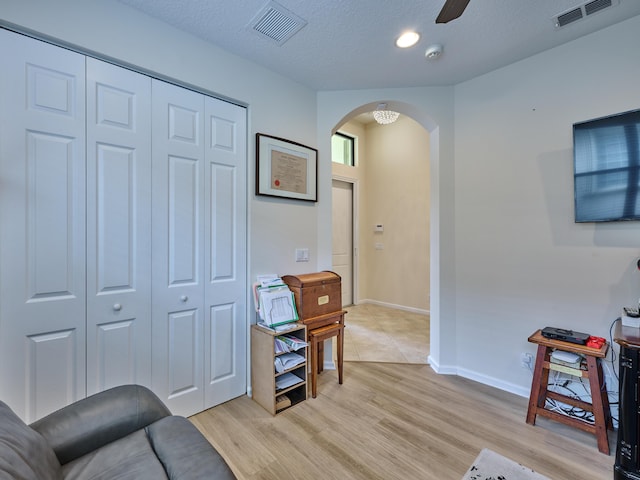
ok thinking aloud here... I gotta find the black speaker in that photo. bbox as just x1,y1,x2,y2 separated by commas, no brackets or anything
616,346,640,478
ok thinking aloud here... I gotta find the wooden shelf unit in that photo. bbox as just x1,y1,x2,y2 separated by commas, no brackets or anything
251,323,307,415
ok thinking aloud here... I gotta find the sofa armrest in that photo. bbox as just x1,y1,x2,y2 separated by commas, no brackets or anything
29,384,171,465
148,416,237,479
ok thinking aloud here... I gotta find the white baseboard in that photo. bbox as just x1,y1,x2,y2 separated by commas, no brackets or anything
323,360,336,371
457,367,530,398
427,355,455,375
429,361,529,398
357,299,429,316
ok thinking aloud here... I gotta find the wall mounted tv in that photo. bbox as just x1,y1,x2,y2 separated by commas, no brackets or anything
573,108,640,222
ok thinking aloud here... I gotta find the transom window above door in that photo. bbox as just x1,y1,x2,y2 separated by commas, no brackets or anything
332,132,355,166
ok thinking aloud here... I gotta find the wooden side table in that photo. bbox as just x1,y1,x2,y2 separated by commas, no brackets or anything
299,310,346,398
526,329,613,454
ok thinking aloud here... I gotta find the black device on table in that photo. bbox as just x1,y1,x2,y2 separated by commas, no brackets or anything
540,327,590,345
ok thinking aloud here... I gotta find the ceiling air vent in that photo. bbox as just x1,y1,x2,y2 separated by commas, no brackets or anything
553,0,618,28
584,0,613,16
249,1,307,46
555,7,583,27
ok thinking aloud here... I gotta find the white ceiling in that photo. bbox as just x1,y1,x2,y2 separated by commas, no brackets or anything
115,0,640,91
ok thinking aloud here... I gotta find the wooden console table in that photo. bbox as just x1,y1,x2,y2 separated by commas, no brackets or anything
526,329,613,454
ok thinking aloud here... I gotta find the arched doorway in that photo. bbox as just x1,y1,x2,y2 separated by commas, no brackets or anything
316,94,455,373
331,109,430,363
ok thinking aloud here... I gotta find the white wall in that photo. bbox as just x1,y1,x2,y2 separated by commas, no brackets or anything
0,0,319,317
454,15,640,395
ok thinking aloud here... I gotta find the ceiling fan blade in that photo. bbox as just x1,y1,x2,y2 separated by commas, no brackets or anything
435,0,471,24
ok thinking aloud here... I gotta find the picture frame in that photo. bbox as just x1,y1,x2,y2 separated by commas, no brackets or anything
256,133,318,202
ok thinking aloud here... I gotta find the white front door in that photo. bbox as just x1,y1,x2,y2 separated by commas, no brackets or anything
332,179,354,306
0,30,87,422
85,58,153,395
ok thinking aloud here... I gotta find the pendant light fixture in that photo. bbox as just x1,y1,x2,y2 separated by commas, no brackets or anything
372,103,400,125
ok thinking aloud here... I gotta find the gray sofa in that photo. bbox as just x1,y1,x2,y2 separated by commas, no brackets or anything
0,384,236,480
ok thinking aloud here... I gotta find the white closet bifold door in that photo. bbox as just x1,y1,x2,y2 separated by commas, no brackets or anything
151,79,206,416
203,96,248,408
0,30,248,421
85,58,153,396
0,30,87,422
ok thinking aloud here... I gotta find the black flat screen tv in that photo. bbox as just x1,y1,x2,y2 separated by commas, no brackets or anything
573,109,640,222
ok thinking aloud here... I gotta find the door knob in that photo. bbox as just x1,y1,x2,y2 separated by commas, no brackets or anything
180,295,188,302
113,303,122,311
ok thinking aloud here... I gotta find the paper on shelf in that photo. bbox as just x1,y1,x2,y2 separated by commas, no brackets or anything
275,335,308,354
257,285,298,327
275,352,305,373
257,322,299,333
275,372,303,390
257,274,283,287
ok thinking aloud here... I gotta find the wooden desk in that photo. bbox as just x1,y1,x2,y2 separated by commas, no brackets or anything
299,310,346,398
526,329,613,454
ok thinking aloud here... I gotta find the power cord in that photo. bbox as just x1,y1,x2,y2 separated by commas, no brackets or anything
543,353,620,427
609,317,620,382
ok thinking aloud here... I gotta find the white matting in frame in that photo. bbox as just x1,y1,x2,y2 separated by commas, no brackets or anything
256,133,317,202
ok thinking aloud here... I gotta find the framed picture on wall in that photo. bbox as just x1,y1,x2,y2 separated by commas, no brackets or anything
256,133,318,202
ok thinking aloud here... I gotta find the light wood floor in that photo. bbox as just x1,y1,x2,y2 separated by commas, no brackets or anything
342,304,429,363
191,362,614,480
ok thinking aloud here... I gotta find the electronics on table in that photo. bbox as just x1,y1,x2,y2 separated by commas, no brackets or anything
540,326,606,349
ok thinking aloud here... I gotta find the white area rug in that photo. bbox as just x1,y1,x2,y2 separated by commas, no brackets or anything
462,449,551,480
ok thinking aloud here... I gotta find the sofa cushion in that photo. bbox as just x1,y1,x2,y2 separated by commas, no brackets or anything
0,400,62,480
61,429,168,480
147,416,236,479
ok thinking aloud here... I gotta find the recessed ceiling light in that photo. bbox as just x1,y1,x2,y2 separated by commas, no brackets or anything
395,31,420,48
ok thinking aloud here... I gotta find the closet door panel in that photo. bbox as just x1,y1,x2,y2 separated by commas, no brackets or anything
86,58,152,395
152,80,205,416
167,309,200,395
169,156,200,283
204,98,247,407
0,30,86,422
26,330,79,421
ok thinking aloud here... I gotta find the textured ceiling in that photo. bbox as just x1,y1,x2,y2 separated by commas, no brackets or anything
115,0,640,91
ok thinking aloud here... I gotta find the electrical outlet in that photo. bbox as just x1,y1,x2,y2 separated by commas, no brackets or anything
521,352,533,369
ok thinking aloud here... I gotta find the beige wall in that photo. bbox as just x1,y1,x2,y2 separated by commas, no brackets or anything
332,116,430,312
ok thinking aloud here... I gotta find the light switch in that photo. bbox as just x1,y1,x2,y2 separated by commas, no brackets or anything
295,248,309,262
374,224,384,232
375,243,384,250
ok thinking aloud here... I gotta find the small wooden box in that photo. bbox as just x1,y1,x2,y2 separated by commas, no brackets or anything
282,271,342,320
